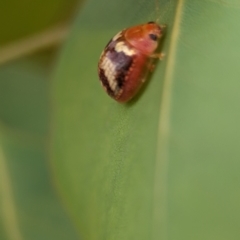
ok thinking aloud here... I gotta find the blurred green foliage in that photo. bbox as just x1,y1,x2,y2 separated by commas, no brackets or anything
0,0,81,239
0,0,79,44
0,53,80,239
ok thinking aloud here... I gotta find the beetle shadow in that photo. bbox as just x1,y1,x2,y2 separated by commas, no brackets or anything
125,27,167,107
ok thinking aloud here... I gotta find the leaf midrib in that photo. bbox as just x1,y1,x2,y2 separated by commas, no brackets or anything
153,1,185,239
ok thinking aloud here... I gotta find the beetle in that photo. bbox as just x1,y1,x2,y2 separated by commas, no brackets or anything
98,21,166,103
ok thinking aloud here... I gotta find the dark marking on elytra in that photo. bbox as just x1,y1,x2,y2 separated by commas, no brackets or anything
108,51,132,71
100,35,134,97
105,42,134,91
115,71,126,89
114,53,133,89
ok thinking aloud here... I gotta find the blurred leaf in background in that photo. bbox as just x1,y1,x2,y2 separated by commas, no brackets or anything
0,52,79,240
0,0,79,44
0,0,84,239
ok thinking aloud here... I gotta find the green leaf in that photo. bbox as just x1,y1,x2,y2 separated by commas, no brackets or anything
0,57,79,240
52,0,240,239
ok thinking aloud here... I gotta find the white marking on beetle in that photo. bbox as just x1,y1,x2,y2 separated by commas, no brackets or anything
115,42,136,56
100,56,118,92
112,31,123,41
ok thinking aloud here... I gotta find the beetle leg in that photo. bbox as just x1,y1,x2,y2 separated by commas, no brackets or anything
150,52,165,60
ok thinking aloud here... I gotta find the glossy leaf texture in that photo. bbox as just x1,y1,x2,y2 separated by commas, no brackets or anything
52,0,240,239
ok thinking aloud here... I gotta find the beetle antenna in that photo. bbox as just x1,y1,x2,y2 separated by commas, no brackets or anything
155,0,160,23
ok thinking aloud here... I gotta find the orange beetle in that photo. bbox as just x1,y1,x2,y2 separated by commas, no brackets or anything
98,21,166,103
